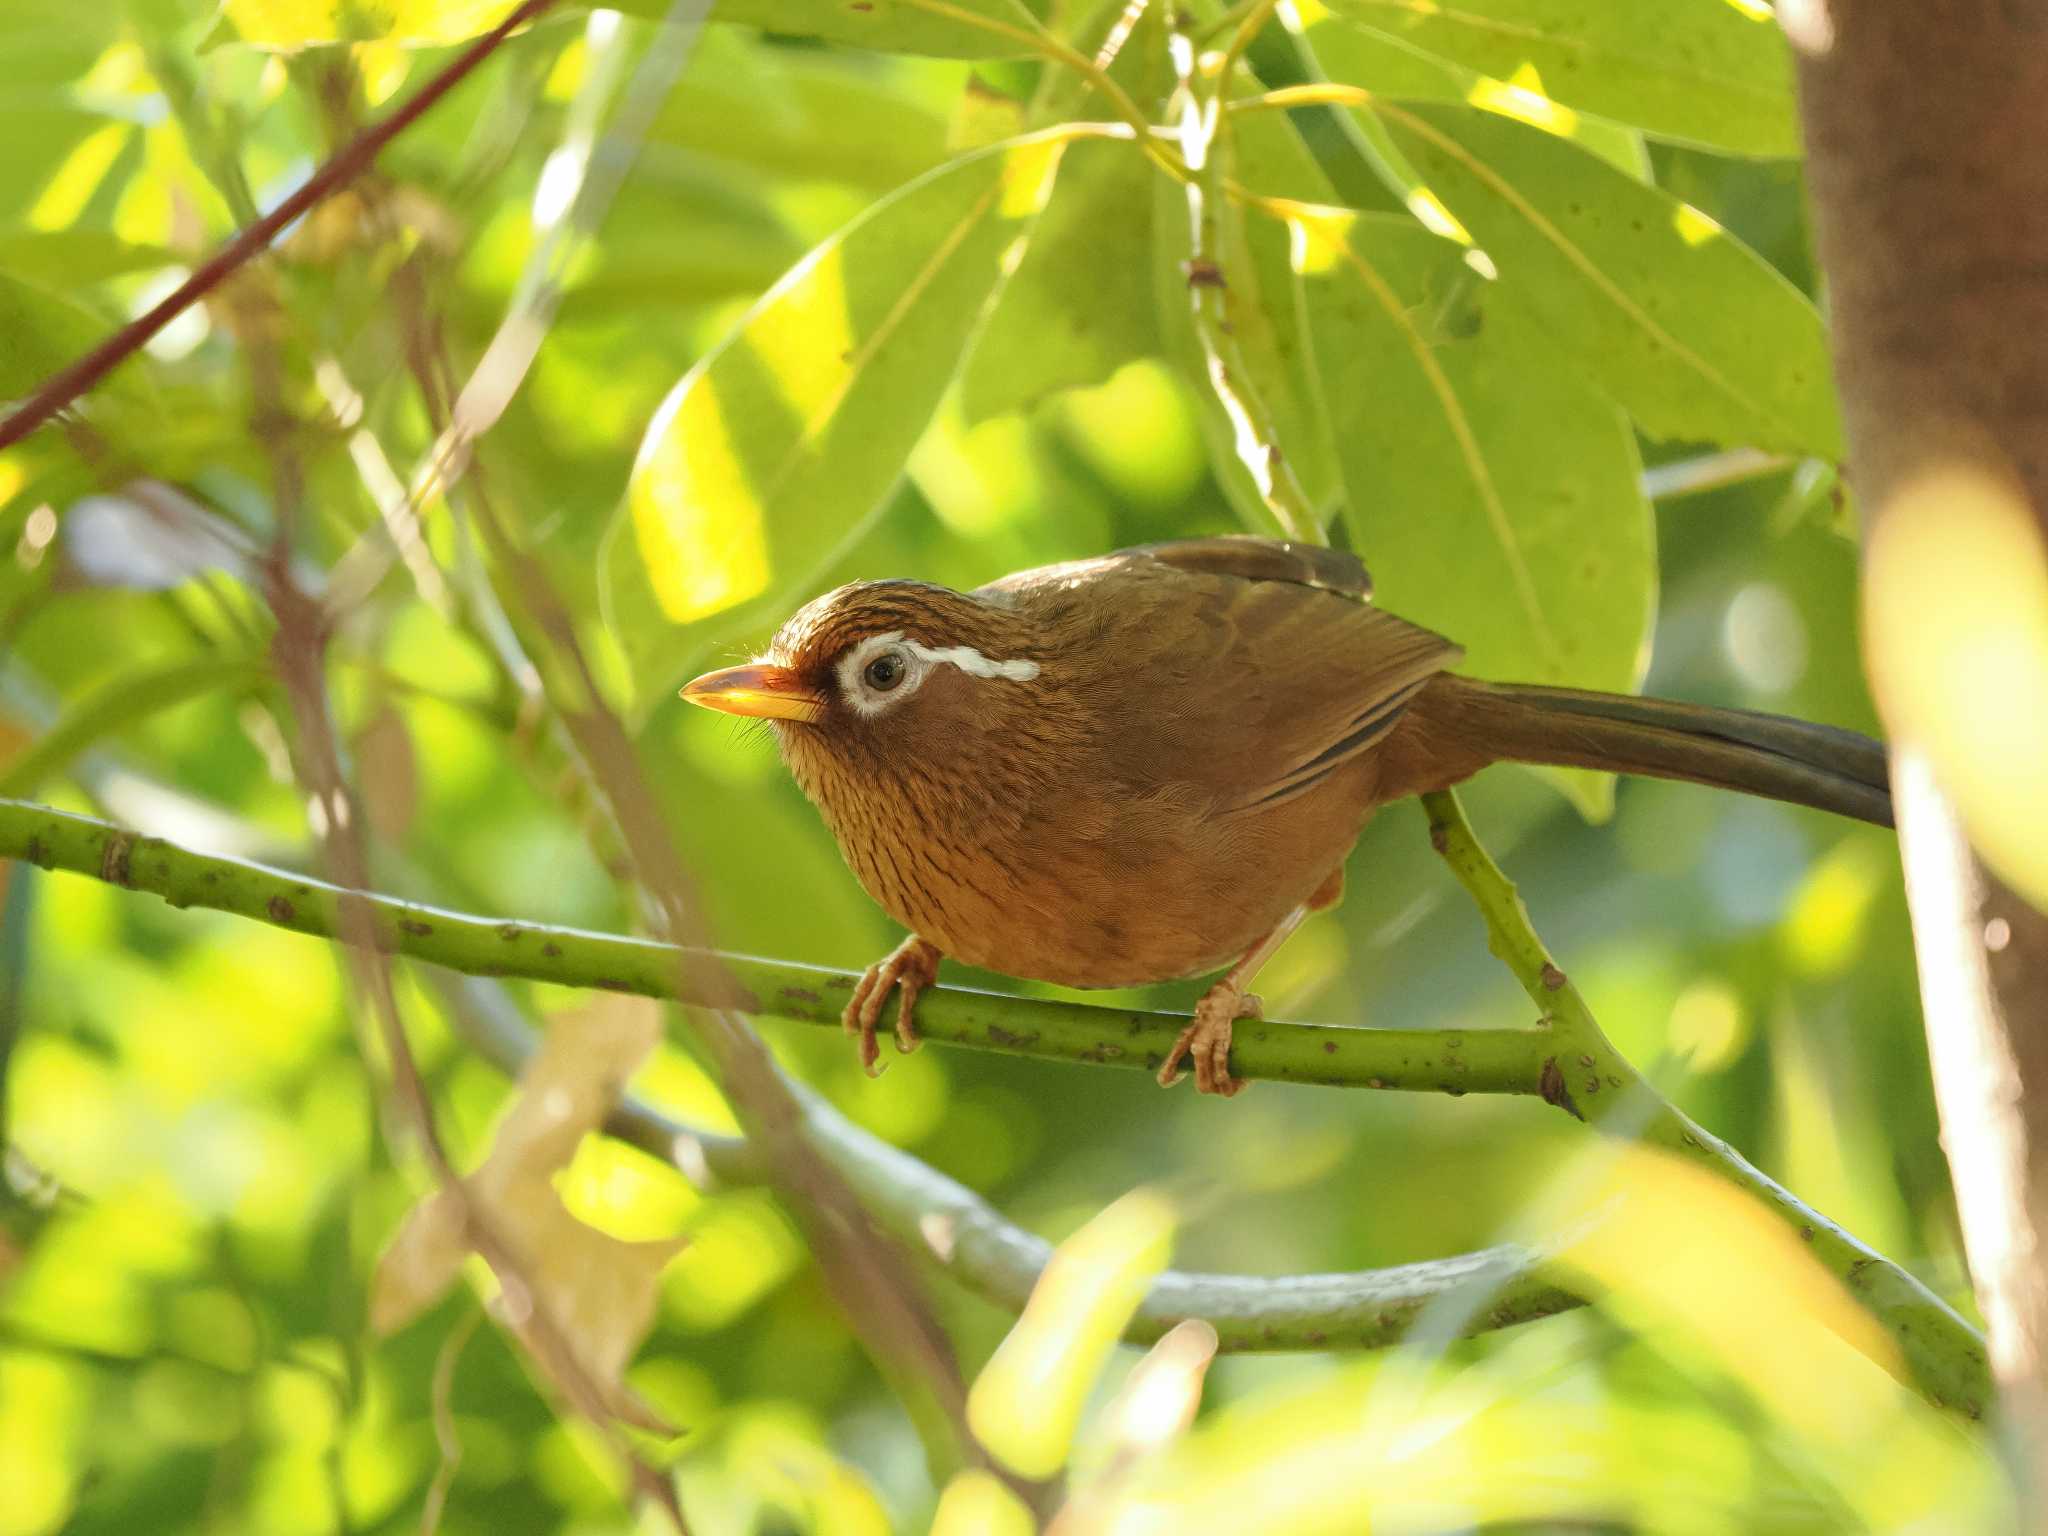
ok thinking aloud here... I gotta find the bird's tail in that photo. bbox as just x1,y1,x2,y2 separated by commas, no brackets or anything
1401,674,1893,827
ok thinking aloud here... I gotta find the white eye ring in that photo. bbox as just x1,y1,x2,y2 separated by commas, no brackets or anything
834,629,1043,718
837,633,929,716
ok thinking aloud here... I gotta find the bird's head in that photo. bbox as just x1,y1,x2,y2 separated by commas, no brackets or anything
678,579,1052,811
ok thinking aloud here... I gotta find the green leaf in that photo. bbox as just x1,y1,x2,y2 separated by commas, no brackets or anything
601,132,1073,697
0,656,266,801
216,0,538,45
219,0,1041,52
1294,15,1651,190
967,1189,1175,1478
0,269,107,400
1376,101,1842,456
1293,209,1654,816
1318,0,1798,157
960,136,1159,422
0,231,176,289
650,29,954,194
666,0,1045,58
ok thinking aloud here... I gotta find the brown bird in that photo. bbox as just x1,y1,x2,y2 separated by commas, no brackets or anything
680,538,1889,1096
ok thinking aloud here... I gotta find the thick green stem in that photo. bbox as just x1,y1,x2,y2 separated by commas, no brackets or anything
3,791,1987,1407
0,798,1535,1096
1420,788,1991,1418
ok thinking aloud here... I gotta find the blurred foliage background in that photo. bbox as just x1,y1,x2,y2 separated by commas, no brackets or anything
0,0,2014,1531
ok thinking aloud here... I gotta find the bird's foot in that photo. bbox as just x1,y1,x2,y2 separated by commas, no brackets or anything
844,935,941,1077
1158,986,1263,1097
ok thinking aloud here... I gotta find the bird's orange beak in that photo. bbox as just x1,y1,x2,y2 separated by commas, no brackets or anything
679,663,826,724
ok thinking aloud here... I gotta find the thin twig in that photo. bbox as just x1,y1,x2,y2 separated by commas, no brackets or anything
420,1309,481,1536
0,0,562,451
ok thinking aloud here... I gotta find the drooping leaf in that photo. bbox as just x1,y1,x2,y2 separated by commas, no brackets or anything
602,130,1073,696
960,136,1159,422
1316,0,1797,157
1293,209,1653,815
1375,101,1842,456
371,998,684,1431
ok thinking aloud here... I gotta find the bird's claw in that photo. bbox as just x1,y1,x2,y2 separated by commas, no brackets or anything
844,936,941,1077
1158,989,1263,1097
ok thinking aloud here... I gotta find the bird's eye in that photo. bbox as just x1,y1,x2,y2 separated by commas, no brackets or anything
863,651,907,692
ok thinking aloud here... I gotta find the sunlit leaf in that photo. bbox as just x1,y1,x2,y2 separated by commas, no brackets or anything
1292,208,1651,815
930,1469,1035,1536
603,129,1076,696
1316,0,1798,156
967,1188,1174,1479
371,999,685,1429
1374,100,1843,455
1098,1317,1216,1460
218,0,532,46
961,136,1159,422
1292,13,1652,197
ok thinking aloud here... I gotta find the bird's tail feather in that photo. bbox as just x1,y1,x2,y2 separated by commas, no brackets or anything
1407,675,1893,827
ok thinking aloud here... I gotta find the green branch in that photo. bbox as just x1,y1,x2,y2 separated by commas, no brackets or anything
6,792,1584,1352
441,974,1585,1353
0,798,1536,1096
3,791,1989,1404
1420,789,1991,1418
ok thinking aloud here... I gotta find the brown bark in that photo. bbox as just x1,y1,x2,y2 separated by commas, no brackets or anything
1789,0,2048,1499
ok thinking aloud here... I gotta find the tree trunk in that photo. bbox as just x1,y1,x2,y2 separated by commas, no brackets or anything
1788,0,2048,1505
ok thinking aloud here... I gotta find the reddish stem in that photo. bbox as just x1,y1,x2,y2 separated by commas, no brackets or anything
0,0,560,452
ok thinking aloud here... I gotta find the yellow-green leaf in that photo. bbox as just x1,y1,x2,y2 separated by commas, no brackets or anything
603,131,1073,697
967,1188,1174,1479
960,136,1159,422
1293,209,1653,816
1377,100,1843,456
1318,0,1798,157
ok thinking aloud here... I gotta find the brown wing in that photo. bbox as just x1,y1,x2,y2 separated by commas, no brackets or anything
1132,536,1374,600
989,540,1462,811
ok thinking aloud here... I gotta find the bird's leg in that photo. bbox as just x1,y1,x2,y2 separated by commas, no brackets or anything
844,934,942,1077
1158,902,1312,1097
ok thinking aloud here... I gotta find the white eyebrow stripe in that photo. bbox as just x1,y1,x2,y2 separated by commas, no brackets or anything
843,630,1032,684
899,635,1040,682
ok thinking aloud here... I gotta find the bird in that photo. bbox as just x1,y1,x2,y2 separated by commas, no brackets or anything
679,537,1890,1096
